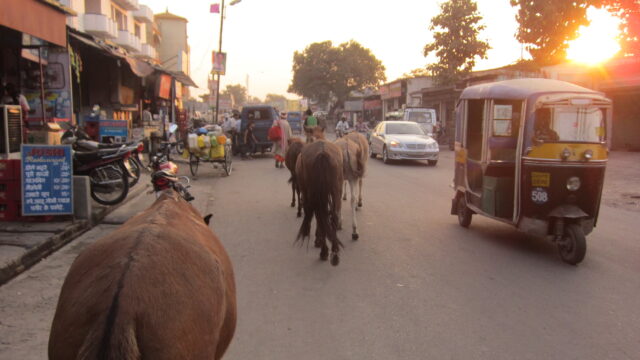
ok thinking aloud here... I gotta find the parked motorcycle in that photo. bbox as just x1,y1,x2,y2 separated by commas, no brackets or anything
61,124,137,206
150,155,194,202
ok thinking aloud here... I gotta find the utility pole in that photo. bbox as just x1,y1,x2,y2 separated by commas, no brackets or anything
214,0,225,124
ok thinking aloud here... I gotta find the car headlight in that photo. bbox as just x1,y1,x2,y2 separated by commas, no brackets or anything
567,177,581,191
389,140,401,148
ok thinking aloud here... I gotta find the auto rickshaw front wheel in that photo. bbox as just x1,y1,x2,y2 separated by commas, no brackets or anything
457,195,472,228
558,223,587,265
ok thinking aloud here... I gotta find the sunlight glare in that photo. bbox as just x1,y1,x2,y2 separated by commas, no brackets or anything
566,7,621,65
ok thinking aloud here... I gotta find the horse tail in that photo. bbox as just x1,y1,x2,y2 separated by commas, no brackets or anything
73,301,141,360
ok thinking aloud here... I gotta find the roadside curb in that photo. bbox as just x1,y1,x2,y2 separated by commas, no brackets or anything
0,180,150,286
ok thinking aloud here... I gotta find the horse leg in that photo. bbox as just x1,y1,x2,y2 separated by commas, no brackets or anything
290,181,296,208
350,179,359,241
315,219,324,249
342,180,347,201
296,184,303,218
357,177,363,208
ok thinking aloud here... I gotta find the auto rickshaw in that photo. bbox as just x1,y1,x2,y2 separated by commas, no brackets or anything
451,78,612,265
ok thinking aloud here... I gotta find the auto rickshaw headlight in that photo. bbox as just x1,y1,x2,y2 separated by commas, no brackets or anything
561,148,572,160
567,177,581,191
584,149,593,160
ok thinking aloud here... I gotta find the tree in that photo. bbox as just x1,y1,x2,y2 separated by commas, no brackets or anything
221,84,247,106
423,0,490,86
289,40,386,114
511,0,591,65
595,0,640,56
264,94,287,104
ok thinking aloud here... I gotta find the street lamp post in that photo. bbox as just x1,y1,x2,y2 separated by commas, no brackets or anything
214,0,241,124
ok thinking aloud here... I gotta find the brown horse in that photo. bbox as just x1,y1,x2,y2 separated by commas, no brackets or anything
285,137,305,217
49,190,236,360
296,136,344,265
334,132,368,240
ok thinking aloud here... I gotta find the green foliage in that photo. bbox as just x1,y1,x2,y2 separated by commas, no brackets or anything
511,0,591,65
288,40,386,105
423,0,490,86
222,84,247,106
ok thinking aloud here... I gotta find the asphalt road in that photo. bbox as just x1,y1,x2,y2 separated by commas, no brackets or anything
0,148,638,360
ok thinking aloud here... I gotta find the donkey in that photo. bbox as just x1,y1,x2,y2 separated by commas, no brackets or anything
285,137,305,217
334,133,368,240
49,190,236,360
341,132,369,208
296,136,344,266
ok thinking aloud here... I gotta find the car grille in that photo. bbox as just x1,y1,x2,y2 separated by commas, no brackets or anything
406,143,427,150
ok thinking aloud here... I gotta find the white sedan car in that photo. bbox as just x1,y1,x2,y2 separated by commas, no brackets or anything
369,121,439,166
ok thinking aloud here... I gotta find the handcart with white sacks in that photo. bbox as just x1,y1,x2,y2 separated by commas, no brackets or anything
186,125,232,177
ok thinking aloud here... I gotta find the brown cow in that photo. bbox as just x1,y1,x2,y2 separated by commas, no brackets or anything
49,190,236,360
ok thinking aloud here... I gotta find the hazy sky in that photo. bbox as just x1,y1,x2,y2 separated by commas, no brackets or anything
145,0,524,99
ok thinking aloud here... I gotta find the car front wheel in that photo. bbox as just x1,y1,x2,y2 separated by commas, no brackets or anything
369,143,376,158
382,147,391,164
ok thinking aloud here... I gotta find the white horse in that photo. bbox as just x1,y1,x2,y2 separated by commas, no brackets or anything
334,132,368,240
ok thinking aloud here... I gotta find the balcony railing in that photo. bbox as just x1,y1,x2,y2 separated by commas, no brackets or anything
115,30,141,53
112,0,139,11
132,5,153,23
137,43,157,61
83,14,118,39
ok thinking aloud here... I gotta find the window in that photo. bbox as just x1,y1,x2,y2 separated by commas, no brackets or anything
535,106,605,143
134,23,141,38
111,5,127,31
385,123,424,135
407,111,433,124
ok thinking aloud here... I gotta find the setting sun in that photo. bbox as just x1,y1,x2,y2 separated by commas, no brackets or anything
566,7,622,65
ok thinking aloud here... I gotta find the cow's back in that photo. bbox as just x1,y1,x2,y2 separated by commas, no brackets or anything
49,193,236,360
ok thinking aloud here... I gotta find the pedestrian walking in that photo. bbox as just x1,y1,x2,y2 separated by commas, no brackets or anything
242,120,258,159
271,113,292,168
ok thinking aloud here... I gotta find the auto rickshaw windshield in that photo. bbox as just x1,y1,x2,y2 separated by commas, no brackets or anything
533,106,606,143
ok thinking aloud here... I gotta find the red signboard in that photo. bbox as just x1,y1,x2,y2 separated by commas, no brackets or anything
364,99,382,110
157,74,172,99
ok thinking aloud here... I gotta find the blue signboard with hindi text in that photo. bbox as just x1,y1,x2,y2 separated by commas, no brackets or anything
21,145,73,216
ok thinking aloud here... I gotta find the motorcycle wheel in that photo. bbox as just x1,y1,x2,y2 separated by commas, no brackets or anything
176,141,185,156
89,165,129,206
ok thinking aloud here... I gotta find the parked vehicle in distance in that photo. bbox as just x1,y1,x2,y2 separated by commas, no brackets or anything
239,105,278,153
369,121,439,166
287,111,303,134
402,107,437,136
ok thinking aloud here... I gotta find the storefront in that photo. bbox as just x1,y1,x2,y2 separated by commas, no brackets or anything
380,80,406,119
363,95,382,126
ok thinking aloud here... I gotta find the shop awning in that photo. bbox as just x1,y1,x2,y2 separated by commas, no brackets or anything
170,71,199,88
69,32,154,78
0,0,74,48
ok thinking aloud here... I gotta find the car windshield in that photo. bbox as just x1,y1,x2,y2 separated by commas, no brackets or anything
407,111,433,123
386,123,424,135
534,107,605,143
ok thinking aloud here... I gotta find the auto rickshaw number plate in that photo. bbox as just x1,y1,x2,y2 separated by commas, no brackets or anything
531,172,551,187
531,187,549,205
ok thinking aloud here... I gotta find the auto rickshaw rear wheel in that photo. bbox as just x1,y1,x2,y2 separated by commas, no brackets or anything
457,195,472,228
558,223,587,265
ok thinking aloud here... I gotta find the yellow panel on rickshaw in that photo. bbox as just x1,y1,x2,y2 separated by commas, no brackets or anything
527,143,607,160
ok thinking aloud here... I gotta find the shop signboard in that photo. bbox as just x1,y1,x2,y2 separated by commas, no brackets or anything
157,74,172,99
379,85,390,99
21,145,73,216
389,82,402,98
364,99,382,110
99,120,128,142
24,49,72,125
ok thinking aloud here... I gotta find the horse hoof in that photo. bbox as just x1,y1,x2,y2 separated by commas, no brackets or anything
320,249,329,261
352,233,359,241
290,203,295,207
314,239,322,248
331,254,340,266
297,212,302,218
358,201,363,207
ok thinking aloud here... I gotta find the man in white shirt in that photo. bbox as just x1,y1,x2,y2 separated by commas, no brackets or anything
335,117,349,138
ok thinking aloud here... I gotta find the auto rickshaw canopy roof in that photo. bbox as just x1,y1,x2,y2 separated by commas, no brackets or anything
460,78,604,101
